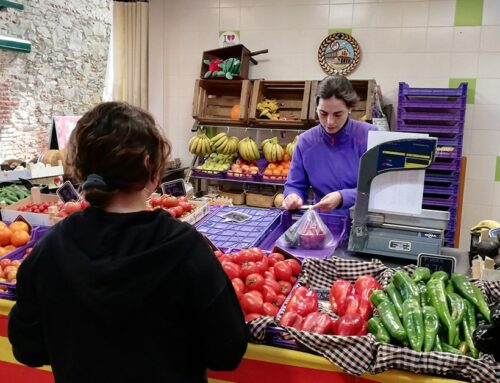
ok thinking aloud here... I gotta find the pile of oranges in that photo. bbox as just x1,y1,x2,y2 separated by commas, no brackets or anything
262,153,291,182
0,221,31,257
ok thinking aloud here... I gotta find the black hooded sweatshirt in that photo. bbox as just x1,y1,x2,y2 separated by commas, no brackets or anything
8,207,248,383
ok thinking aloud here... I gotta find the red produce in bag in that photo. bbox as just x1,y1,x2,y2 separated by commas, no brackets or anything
276,209,335,250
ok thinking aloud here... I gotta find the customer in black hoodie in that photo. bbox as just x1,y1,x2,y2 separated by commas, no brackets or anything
8,102,248,383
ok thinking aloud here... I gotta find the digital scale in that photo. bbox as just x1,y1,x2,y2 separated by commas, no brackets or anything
348,138,449,260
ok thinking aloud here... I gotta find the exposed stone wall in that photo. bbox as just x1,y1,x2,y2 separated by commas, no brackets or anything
0,0,111,160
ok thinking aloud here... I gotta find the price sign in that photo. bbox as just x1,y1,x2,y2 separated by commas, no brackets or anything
161,179,186,197
417,253,456,277
56,181,81,203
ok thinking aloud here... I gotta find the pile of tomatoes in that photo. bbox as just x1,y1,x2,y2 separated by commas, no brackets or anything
16,200,90,217
149,195,196,219
214,247,302,322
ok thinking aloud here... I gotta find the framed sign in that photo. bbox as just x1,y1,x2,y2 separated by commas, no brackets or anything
417,253,456,277
318,32,361,76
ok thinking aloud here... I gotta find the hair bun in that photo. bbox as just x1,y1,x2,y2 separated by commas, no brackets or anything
82,173,108,191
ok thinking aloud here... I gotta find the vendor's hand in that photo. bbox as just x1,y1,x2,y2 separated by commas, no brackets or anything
312,192,343,211
282,193,303,210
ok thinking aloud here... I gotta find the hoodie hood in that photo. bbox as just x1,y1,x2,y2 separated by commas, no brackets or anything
50,207,197,321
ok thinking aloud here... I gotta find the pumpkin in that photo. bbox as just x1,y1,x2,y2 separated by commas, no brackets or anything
39,150,65,166
230,104,240,120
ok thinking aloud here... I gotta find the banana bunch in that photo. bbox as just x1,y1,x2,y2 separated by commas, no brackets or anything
188,132,212,157
238,137,260,161
286,135,299,157
218,136,239,155
470,220,500,232
256,98,280,120
262,137,284,163
210,132,229,154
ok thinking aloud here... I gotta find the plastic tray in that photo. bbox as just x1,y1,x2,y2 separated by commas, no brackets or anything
423,197,458,208
424,183,459,195
258,211,348,260
398,111,465,122
225,154,267,182
396,121,464,134
194,206,282,251
399,82,468,98
261,174,287,184
0,226,50,300
398,98,465,109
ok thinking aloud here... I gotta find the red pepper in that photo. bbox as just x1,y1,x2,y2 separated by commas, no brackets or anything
285,286,318,317
334,313,364,336
329,280,354,314
208,58,223,72
356,320,368,336
302,312,333,334
354,275,381,302
339,294,359,317
357,296,374,321
280,311,305,330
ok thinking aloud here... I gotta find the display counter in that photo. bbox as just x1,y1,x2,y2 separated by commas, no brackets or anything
0,298,465,383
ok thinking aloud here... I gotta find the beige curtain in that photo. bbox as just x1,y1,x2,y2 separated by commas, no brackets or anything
110,1,149,109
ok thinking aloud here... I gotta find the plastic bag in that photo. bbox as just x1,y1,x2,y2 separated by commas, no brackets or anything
276,209,335,250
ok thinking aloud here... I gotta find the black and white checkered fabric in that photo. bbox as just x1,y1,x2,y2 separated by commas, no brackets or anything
275,256,500,382
247,316,275,343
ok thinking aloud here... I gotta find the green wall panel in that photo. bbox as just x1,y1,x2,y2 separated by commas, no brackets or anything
455,0,483,26
496,157,500,182
449,78,476,104
328,28,353,36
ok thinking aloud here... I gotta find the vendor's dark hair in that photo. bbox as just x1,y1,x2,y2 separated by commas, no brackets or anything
316,75,359,108
65,101,171,207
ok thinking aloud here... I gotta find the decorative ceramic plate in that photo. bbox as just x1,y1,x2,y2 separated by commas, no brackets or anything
317,32,361,76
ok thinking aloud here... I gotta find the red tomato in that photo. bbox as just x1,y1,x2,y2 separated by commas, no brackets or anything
275,294,286,307
63,201,82,214
290,276,297,284
173,206,184,217
166,208,177,218
274,261,292,281
246,289,263,300
264,268,276,280
267,252,285,266
222,261,241,280
262,302,279,316
248,247,264,262
232,251,246,264
240,293,263,314
285,258,301,276
262,285,278,303
240,261,259,279
179,201,192,213
245,313,263,322
178,196,189,203
161,195,178,208
214,250,223,258
239,250,254,263
255,256,269,274
231,278,244,299
245,273,265,291
263,278,280,294
278,280,292,295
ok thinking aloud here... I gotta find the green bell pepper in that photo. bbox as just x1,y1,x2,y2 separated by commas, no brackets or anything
368,317,391,343
412,267,431,284
427,279,457,346
386,282,404,318
402,298,424,352
376,300,407,344
393,270,420,301
430,271,449,282
423,306,439,352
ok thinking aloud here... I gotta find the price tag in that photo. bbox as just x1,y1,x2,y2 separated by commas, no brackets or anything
56,181,81,203
417,253,456,276
161,179,186,197
221,211,252,223
14,215,33,234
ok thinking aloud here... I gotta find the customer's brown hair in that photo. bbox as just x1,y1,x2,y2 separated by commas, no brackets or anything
65,101,171,207
316,75,359,108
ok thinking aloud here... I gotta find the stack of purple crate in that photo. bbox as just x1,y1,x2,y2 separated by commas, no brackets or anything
397,82,467,247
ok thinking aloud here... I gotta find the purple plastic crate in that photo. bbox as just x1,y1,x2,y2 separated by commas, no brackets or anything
225,153,267,182
438,136,464,146
258,211,348,260
423,197,458,208
397,121,464,134
399,82,468,98
424,184,459,195
398,98,465,109
398,111,465,122
429,157,461,171
194,206,282,251
0,226,50,300
436,146,462,159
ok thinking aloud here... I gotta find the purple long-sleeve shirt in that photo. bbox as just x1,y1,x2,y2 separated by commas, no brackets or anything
284,119,377,218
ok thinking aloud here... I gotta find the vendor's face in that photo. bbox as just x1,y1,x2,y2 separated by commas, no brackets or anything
317,96,351,134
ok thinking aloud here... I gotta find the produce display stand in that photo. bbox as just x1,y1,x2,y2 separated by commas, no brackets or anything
0,297,464,383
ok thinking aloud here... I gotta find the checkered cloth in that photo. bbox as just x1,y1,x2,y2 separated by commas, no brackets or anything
273,256,500,382
247,316,275,343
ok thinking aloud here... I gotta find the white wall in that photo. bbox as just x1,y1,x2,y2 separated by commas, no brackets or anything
149,0,500,250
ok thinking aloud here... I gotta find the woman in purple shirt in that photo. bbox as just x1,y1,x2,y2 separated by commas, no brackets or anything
283,76,377,218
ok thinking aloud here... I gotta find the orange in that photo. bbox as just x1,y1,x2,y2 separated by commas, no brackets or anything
0,229,12,246
230,104,240,120
4,245,15,253
9,221,29,233
263,168,272,176
0,247,6,257
272,169,281,176
11,230,30,247
0,221,7,230
268,163,276,170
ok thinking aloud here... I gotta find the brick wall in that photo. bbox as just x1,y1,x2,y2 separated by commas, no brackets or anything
0,0,111,161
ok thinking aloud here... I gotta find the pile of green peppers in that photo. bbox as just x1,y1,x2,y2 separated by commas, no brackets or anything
368,268,491,358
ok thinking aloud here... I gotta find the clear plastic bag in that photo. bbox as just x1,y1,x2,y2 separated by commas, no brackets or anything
276,209,335,250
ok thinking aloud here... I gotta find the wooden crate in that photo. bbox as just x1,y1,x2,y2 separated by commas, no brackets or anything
192,79,252,125
246,192,276,208
308,79,377,126
201,44,255,80
249,80,311,129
